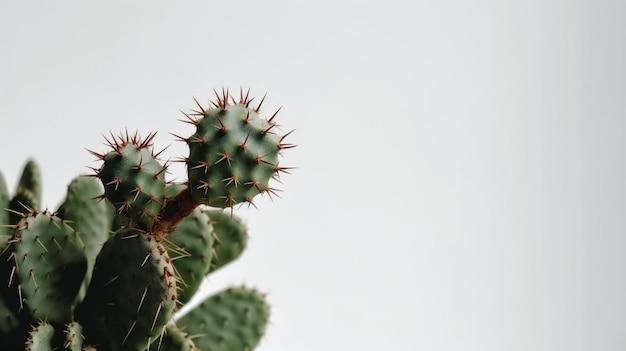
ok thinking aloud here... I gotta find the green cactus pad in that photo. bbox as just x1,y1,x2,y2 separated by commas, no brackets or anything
77,229,177,350
91,132,167,229
185,90,289,208
57,175,113,298
166,208,214,304
63,321,85,351
148,325,199,351
11,211,87,324
8,160,42,225
177,286,270,351
205,210,248,274
15,160,42,199
25,322,55,351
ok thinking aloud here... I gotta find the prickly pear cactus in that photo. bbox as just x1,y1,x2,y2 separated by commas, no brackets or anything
0,88,294,351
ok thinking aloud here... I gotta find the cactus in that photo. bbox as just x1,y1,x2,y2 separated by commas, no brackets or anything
0,89,294,350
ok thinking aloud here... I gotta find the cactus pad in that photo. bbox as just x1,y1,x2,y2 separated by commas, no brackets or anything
166,208,214,304
11,211,87,324
176,286,270,351
90,132,167,229
206,210,248,274
77,228,177,350
184,89,292,208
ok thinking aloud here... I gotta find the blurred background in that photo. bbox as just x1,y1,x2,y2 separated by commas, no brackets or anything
1,1,625,350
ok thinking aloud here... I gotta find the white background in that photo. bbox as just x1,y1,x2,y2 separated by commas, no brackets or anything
1,1,626,350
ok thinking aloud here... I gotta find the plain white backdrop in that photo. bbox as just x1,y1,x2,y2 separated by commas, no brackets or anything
1,1,626,350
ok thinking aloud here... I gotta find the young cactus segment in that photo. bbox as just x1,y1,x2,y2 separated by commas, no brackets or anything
64,321,85,351
185,90,289,208
57,175,113,299
77,228,176,351
9,160,42,225
166,208,214,304
15,159,42,204
91,132,167,229
12,211,87,324
148,326,199,351
176,286,270,351
25,322,55,351
205,210,248,274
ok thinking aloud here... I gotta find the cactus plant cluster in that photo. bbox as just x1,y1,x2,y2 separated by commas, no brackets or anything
0,89,293,350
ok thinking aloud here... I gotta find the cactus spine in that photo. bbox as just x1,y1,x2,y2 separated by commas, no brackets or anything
0,88,294,350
